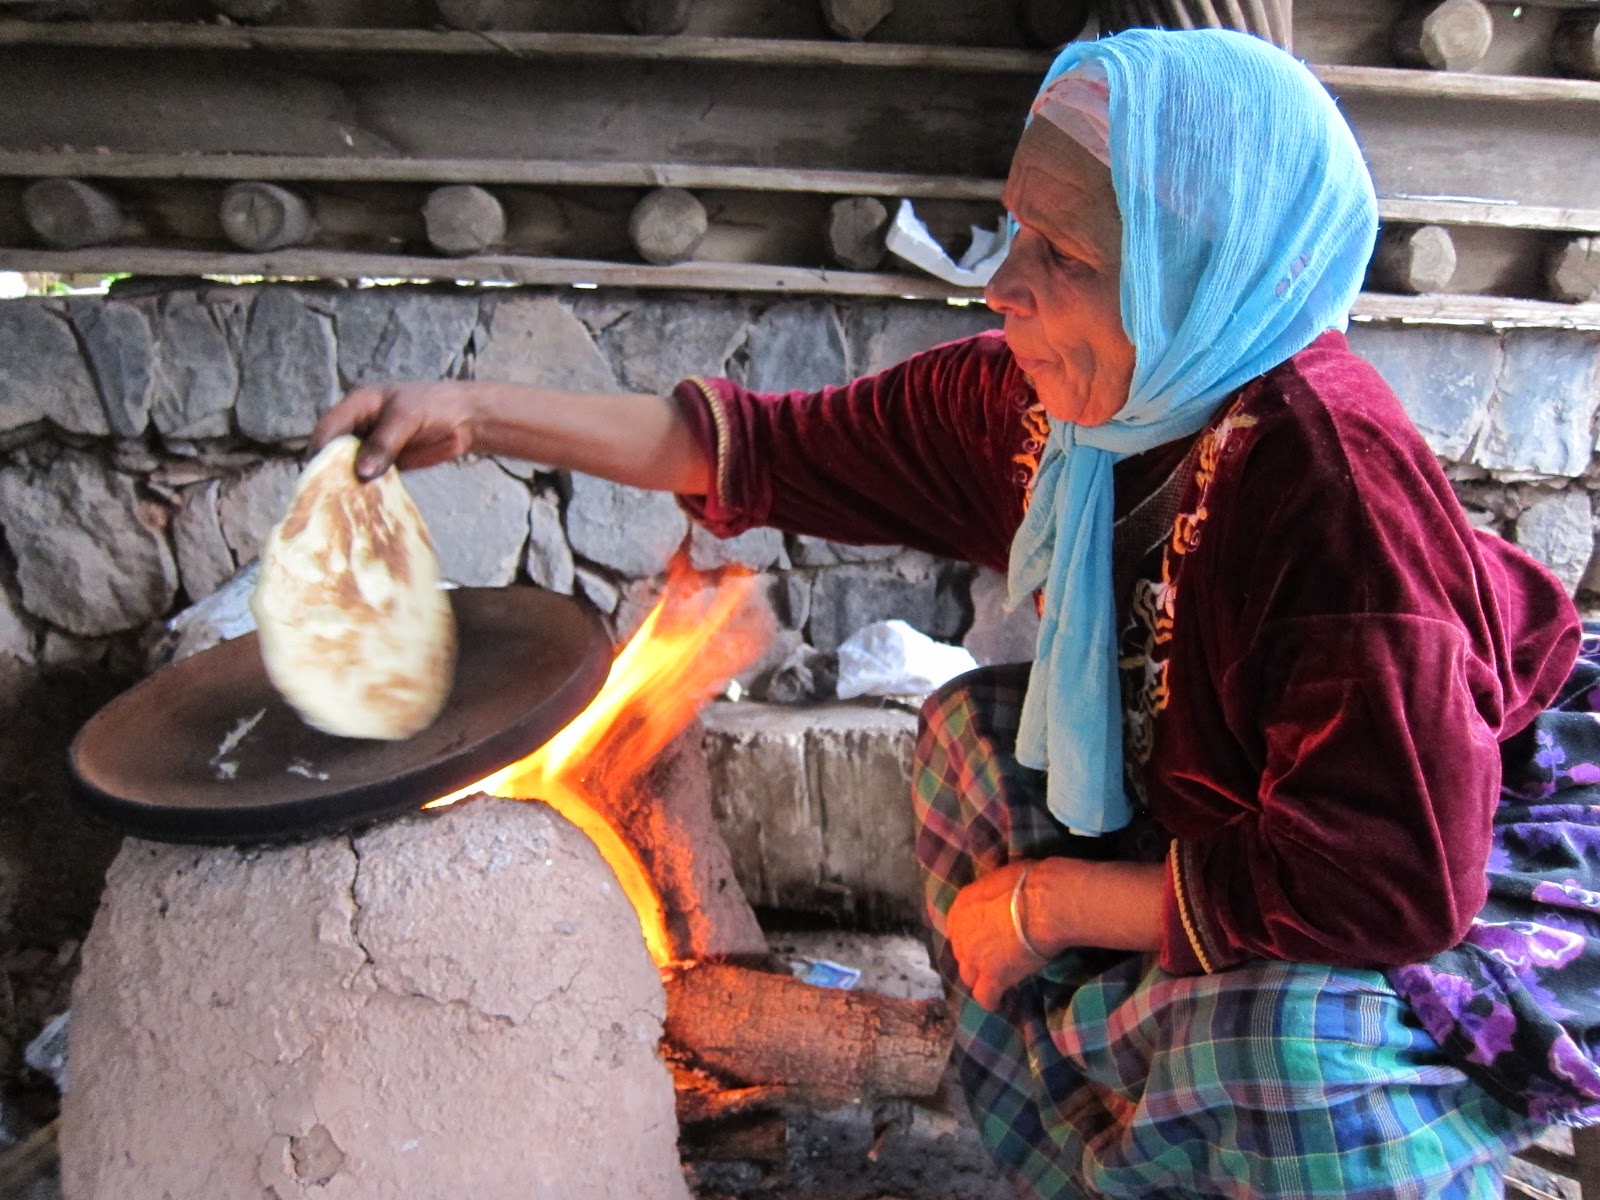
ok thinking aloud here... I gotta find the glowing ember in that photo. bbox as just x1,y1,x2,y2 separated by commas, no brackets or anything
426,566,770,965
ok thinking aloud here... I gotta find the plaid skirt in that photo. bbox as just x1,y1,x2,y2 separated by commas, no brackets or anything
913,662,1546,1200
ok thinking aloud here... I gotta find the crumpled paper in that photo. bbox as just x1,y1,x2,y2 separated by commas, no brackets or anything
885,199,1011,288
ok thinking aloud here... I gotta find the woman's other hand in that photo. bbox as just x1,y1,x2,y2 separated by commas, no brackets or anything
312,381,483,480
948,860,1050,1011
949,856,1166,1011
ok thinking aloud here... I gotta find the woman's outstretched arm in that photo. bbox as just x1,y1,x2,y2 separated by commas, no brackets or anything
310,380,712,495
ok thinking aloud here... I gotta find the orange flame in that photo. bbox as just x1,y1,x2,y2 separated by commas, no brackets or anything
427,567,770,965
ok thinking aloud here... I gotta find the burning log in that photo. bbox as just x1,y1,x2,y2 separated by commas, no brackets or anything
678,1112,789,1169
662,961,954,1106
670,1060,790,1167
671,1066,790,1126
462,567,772,965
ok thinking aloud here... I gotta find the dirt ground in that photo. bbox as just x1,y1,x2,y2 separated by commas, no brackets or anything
687,1101,1014,1200
687,929,1014,1200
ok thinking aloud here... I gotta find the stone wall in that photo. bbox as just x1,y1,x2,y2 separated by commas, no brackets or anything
0,280,1597,1070
1350,324,1600,593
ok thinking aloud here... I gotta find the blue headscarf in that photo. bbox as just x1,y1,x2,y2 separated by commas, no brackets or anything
1005,29,1378,834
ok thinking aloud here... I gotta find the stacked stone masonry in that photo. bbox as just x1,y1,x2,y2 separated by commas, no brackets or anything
0,281,1596,1062
3,285,1596,664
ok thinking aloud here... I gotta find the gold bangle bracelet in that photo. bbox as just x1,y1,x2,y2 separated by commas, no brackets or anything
1009,863,1049,962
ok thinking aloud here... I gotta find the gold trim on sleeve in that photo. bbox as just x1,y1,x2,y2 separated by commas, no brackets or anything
687,376,731,513
1168,840,1215,975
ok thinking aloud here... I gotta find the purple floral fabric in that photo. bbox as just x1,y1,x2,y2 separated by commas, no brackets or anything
1389,625,1600,1125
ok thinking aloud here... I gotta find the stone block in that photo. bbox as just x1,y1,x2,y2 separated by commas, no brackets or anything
790,534,900,567
474,297,619,392
63,800,687,1200
0,450,177,637
404,458,531,586
326,289,480,388
612,576,668,644
566,473,688,578
0,581,33,664
1582,527,1600,598
933,564,972,641
1476,331,1600,478
963,567,1039,666
0,302,107,436
68,299,155,438
701,701,922,925
148,561,260,669
576,566,620,614
589,297,749,394
526,490,575,594
237,289,340,443
781,573,811,630
149,294,238,441
40,629,113,672
807,564,945,652
1515,490,1594,595
726,576,791,684
110,439,160,477
688,523,787,572
170,478,236,602
740,300,850,394
844,300,1001,378
217,459,299,568
752,638,837,703
1345,323,1496,463
742,627,809,698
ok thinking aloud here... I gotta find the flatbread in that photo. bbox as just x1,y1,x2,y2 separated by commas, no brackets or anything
251,436,456,740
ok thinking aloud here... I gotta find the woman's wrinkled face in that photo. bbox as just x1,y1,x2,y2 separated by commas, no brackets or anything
986,120,1135,427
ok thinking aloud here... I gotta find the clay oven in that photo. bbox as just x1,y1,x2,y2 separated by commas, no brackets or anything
58,575,773,1200
62,799,691,1200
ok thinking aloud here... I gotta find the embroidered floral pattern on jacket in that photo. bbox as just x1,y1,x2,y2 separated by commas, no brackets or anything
1119,401,1259,794
1014,404,1052,511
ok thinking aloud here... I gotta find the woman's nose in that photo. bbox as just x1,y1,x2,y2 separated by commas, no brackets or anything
984,250,1030,316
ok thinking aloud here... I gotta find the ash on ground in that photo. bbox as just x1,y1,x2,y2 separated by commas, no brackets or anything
689,930,1012,1200
687,1098,1013,1200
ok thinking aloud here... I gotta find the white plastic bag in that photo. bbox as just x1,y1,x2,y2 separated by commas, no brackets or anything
884,199,1011,287
835,619,979,700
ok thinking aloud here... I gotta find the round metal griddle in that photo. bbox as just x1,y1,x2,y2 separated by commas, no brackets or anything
69,587,613,845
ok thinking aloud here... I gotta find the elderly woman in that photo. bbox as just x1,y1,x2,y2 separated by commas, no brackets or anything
316,29,1600,1198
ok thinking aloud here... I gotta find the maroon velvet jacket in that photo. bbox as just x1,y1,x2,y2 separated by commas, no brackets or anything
673,329,1580,976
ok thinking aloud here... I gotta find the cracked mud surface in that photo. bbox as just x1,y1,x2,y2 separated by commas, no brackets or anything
60,798,689,1199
